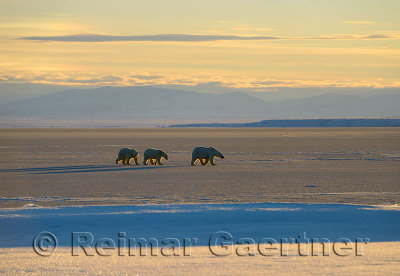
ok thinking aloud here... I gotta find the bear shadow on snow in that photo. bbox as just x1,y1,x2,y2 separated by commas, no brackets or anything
1,165,161,174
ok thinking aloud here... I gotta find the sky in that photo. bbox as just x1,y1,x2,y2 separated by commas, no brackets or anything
0,0,399,90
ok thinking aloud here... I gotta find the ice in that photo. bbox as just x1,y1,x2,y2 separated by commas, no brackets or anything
0,202,398,247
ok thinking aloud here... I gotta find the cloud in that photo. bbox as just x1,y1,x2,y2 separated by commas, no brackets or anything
20,33,282,42
364,34,394,39
20,33,400,42
1,71,400,89
129,75,162,80
312,34,400,40
341,21,373,24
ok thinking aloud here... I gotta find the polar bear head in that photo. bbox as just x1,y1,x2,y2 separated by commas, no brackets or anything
160,150,169,160
211,147,224,159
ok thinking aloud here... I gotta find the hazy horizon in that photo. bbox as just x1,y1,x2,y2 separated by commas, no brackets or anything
0,84,399,127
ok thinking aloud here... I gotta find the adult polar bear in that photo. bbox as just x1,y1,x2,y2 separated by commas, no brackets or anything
191,146,224,166
143,148,168,165
115,148,139,165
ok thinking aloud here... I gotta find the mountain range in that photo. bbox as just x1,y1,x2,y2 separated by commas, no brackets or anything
0,85,399,126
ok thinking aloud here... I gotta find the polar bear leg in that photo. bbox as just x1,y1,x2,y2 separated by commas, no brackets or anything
200,158,208,165
126,157,131,165
134,156,139,165
191,158,198,166
209,154,216,165
157,157,163,165
116,158,120,164
143,158,148,165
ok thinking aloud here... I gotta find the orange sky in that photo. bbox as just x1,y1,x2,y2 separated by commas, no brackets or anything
0,0,399,89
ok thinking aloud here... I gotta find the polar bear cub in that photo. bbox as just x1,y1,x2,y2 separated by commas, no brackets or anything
116,148,139,165
191,146,224,166
143,148,169,165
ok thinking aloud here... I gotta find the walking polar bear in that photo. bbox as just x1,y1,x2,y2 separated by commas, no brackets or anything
143,148,168,165
191,146,224,166
116,148,139,165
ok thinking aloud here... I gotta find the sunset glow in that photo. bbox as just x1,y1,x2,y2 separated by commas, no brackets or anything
0,0,399,89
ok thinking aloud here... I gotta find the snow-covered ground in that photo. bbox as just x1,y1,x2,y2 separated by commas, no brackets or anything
1,242,399,275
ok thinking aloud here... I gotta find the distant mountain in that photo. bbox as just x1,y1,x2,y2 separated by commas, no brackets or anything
1,82,399,103
169,118,400,128
0,83,75,104
0,86,399,124
0,86,270,119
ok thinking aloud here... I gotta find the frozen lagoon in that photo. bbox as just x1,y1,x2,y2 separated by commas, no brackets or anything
0,202,399,248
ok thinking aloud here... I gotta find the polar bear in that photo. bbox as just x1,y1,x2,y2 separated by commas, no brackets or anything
143,148,168,165
191,147,224,166
115,148,139,165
